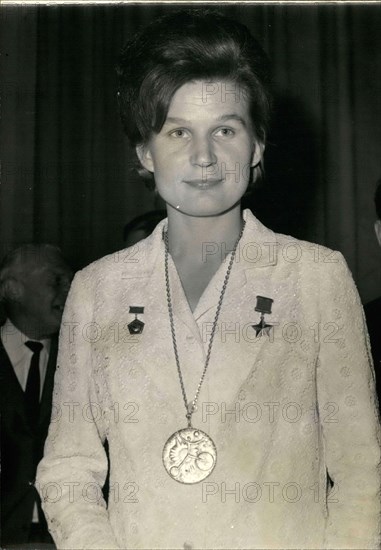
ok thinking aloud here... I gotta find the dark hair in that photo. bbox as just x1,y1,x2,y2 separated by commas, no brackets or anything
123,210,166,242
375,178,381,220
116,10,272,185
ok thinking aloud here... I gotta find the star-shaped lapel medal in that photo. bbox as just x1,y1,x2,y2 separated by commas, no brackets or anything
128,306,145,334
252,296,273,337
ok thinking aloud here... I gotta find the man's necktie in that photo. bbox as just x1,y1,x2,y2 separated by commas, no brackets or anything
25,341,43,429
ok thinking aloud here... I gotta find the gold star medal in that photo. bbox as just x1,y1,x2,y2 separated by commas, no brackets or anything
252,296,273,337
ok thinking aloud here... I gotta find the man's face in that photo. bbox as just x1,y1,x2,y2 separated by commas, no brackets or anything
137,80,263,217
18,257,73,338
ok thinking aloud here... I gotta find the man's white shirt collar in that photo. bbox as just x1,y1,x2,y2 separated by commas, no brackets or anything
1,319,51,394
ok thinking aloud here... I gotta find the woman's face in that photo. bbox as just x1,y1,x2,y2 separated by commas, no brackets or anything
137,79,264,217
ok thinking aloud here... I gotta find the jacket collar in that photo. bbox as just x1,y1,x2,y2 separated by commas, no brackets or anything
121,209,278,333
193,209,279,319
125,208,278,277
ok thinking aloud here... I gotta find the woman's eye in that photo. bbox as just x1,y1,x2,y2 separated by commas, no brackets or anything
215,127,235,137
170,129,188,138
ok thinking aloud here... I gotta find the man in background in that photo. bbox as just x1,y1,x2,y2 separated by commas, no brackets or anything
0,244,72,546
123,209,166,247
364,179,381,406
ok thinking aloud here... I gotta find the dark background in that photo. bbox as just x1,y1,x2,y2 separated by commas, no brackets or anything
1,3,381,303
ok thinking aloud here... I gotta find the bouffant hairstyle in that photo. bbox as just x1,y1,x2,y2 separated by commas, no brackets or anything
116,10,272,185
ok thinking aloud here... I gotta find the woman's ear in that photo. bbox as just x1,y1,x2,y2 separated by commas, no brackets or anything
136,144,154,173
251,141,265,168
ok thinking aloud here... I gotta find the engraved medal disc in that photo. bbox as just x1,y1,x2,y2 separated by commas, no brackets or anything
162,427,217,484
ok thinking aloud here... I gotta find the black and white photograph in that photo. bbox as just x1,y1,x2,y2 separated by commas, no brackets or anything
1,2,381,549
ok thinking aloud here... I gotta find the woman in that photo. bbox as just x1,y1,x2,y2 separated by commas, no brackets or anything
37,11,380,550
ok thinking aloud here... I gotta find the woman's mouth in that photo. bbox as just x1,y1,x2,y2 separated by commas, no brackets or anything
183,178,223,189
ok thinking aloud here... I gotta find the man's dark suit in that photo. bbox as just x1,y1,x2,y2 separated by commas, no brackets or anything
0,333,57,545
364,297,381,407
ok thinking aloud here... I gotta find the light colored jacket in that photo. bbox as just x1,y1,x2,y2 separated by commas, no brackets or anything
37,210,381,549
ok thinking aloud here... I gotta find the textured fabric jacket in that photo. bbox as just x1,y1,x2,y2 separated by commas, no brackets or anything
37,210,381,549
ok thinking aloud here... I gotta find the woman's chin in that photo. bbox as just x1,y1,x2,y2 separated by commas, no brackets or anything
166,202,240,218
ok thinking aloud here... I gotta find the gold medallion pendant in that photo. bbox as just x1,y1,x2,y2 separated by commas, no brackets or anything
163,221,246,483
163,427,217,484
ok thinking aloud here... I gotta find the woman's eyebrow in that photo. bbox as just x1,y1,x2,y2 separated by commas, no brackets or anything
217,114,247,126
164,117,188,124
164,114,247,126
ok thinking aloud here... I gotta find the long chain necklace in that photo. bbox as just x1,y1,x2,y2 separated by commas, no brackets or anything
162,220,246,484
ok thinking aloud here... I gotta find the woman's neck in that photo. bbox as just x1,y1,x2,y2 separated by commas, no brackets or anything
166,204,244,268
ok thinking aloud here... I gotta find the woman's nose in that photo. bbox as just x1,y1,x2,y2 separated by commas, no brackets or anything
190,136,217,167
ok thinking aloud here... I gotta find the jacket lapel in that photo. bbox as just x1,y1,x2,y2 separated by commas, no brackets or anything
121,210,280,349
39,335,58,426
0,337,25,398
193,209,279,321
0,337,29,427
137,223,206,343
0,332,58,434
